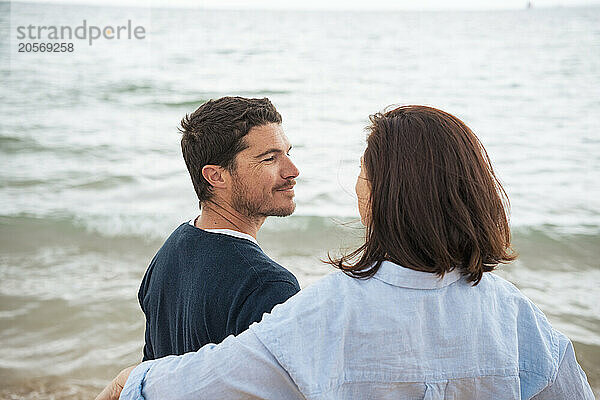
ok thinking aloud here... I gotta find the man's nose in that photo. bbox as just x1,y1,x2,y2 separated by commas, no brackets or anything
281,155,300,179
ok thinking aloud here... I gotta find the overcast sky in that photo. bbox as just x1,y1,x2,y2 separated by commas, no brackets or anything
11,0,600,10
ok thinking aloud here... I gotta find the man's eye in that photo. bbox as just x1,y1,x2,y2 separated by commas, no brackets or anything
263,157,275,162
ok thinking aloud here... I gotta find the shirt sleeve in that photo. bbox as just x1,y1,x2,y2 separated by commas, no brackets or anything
234,280,299,335
531,336,595,400
119,329,305,400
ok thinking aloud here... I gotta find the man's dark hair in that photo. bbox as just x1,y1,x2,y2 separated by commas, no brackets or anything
180,97,282,206
327,105,517,285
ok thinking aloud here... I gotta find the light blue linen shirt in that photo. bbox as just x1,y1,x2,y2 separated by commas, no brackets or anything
119,261,594,399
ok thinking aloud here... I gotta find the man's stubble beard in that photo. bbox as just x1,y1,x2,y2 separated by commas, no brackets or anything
231,178,295,219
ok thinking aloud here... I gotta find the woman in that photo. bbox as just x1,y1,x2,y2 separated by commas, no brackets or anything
98,106,593,399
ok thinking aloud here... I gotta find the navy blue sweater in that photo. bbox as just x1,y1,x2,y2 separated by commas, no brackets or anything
138,222,300,361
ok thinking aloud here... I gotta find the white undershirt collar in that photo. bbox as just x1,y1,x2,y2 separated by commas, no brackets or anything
188,218,258,245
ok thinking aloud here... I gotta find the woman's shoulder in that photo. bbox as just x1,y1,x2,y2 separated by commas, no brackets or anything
479,273,563,379
476,272,552,323
271,271,351,311
480,272,536,301
249,270,358,333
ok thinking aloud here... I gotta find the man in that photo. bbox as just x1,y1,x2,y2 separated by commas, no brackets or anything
138,97,300,361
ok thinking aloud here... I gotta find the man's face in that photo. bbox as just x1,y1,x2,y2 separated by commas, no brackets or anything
228,123,299,218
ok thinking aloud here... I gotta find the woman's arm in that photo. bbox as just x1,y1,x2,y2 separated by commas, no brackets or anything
96,329,304,400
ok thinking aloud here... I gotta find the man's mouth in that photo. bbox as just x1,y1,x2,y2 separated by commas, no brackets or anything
275,181,296,192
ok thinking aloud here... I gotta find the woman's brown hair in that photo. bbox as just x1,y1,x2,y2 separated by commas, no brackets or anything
328,105,516,285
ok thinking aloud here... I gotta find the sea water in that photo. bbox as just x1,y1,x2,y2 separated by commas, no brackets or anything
1,2,599,397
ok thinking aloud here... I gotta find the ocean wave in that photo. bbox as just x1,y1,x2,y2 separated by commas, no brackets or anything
2,213,598,252
66,175,137,190
109,82,156,94
146,90,292,108
0,135,49,154
149,98,210,108
0,214,163,254
0,135,122,158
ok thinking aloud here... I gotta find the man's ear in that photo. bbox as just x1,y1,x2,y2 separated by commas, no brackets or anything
201,165,227,189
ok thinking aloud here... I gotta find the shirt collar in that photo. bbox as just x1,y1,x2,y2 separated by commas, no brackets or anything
188,218,259,245
372,260,463,289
